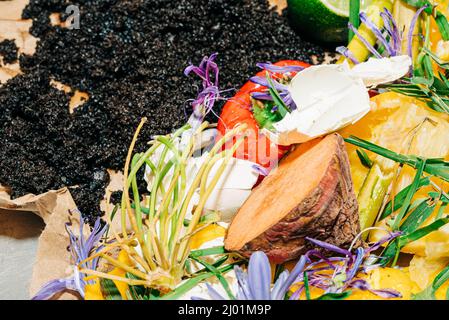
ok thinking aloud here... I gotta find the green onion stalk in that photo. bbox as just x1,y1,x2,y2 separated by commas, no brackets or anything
80,118,247,294
357,163,394,238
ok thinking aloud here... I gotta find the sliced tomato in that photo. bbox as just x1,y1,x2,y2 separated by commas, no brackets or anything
217,60,310,169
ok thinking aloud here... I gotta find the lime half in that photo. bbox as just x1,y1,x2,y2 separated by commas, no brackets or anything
287,0,371,44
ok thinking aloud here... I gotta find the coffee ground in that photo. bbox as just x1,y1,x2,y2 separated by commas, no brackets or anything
0,0,325,222
0,39,18,64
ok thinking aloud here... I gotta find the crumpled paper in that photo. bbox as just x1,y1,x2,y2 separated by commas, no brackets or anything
0,185,80,299
0,167,124,299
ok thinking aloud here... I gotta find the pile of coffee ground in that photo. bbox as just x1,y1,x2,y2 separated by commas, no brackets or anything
0,40,18,64
0,0,325,223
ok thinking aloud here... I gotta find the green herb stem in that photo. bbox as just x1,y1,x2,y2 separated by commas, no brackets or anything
349,0,361,42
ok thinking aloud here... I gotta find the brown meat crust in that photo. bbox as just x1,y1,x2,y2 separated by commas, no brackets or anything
234,134,360,264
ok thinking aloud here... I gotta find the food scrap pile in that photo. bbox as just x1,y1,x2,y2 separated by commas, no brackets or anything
3,0,449,302
0,0,325,220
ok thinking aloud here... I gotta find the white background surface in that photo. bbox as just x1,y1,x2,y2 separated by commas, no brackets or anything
0,211,44,300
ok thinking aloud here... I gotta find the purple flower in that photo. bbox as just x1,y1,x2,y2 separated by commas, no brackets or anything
256,62,304,74
184,53,221,129
194,251,307,300
336,46,360,64
407,5,429,68
31,210,107,300
291,231,403,300
348,279,402,298
252,163,269,176
380,9,402,56
338,8,404,61
249,74,296,110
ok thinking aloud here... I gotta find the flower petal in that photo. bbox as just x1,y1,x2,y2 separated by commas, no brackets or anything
234,265,253,300
257,62,304,74
270,270,289,300
205,283,226,300
247,251,272,300
31,278,75,300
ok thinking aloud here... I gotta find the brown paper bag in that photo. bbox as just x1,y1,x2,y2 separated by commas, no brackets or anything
0,187,80,299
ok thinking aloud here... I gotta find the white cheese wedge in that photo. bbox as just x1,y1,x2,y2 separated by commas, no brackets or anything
264,63,371,146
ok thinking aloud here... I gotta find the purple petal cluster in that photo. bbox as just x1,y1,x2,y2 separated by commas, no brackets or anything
338,8,404,62
256,62,304,74
196,230,404,300
407,5,429,63
184,53,220,129
195,251,307,300
249,64,297,110
32,211,107,300
289,231,403,300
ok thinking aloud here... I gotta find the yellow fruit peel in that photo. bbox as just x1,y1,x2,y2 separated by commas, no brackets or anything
339,92,449,257
85,250,135,300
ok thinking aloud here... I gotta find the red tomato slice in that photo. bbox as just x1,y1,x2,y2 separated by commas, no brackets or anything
217,60,310,169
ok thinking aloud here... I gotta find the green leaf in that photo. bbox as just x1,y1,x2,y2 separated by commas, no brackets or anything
252,99,283,130
401,1,433,13
424,48,449,70
265,72,290,117
191,256,235,299
400,199,436,233
411,76,434,87
349,0,360,41
382,218,449,265
183,211,220,227
412,285,436,300
436,203,448,220
433,264,449,289
381,72,449,114
431,77,449,95
356,148,373,169
304,271,311,300
189,246,226,258
314,291,352,300
390,158,426,230
159,263,239,300
345,136,449,182
430,93,449,114
435,11,449,41
380,177,431,220
398,217,449,247
423,55,435,81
